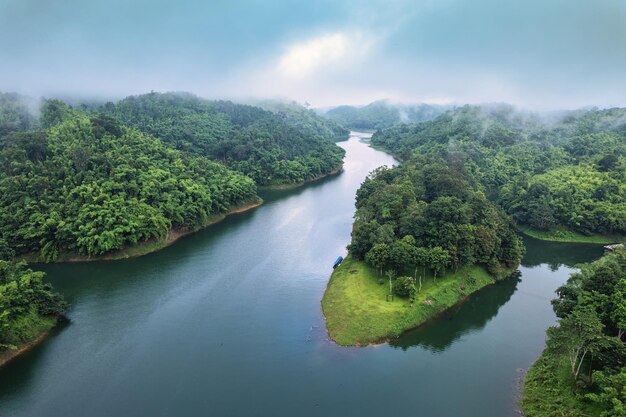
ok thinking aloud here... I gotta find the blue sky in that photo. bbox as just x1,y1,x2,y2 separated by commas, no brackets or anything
1,0,626,108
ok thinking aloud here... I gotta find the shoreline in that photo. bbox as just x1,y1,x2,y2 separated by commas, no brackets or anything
17,164,347,265
19,199,264,264
518,225,624,245
0,319,59,369
258,164,344,191
322,257,516,347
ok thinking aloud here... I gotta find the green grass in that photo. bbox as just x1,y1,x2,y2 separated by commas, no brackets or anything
322,257,509,346
519,225,625,245
522,349,602,417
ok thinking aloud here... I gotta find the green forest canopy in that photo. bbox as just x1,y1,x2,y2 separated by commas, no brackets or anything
370,105,626,237
98,92,347,186
0,92,347,260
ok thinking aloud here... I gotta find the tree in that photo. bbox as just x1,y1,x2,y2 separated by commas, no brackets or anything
547,306,609,380
428,246,450,281
365,243,390,277
394,276,416,299
612,279,626,341
414,247,430,292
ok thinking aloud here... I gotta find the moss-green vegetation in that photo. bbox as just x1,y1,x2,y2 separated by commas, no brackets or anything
522,350,602,417
518,226,624,245
0,248,67,355
322,257,507,346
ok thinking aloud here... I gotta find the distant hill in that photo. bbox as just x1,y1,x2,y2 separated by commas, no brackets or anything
319,100,450,130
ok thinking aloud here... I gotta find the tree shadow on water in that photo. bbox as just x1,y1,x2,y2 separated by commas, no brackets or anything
389,271,521,352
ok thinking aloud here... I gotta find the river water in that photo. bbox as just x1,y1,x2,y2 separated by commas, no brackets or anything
0,133,604,417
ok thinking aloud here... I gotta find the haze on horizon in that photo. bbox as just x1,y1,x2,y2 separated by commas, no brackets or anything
1,0,626,110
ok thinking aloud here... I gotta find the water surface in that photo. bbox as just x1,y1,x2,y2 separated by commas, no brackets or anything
0,134,604,417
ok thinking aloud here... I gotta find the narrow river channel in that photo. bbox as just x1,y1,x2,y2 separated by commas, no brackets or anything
0,133,604,417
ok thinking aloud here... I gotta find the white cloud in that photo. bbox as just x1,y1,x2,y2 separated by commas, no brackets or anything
276,31,372,78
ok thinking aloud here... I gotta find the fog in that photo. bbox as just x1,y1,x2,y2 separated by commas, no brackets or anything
1,0,626,110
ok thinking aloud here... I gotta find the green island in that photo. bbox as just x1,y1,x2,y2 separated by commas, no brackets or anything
521,249,626,417
322,147,523,345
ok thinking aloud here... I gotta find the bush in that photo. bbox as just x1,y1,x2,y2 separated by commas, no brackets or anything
394,276,416,298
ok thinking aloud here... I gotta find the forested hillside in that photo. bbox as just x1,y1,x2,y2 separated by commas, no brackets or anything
0,92,348,261
99,92,346,185
523,249,626,416
371,105,626,239
321,100,448,130
0,98,258,260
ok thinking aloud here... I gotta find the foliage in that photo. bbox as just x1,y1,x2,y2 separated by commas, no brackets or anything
524,249,626,416
0,255,67,350
98,92,346,186
370,104,626,239
0,103,257,259
349,156,523,279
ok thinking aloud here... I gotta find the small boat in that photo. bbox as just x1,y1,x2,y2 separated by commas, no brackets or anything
333,256,344,269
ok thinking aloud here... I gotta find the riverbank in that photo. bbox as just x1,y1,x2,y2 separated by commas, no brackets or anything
521,349,601,416
518,225,624,245
19,198,263,263
0,316,59,369
322,257,515,346
258,164,344,191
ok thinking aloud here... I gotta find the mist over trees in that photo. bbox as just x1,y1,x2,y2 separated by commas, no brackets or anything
97,92,346,186
0,92,348,261
370,104,626,238
320,100,449,130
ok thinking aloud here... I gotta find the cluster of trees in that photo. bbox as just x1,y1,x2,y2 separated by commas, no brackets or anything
349,156,523,298
98,92,346,185
0,92,349,260
1,99,258,259
370,104,626,237
544,249,626,416
0,240,66,350
322,100,448,130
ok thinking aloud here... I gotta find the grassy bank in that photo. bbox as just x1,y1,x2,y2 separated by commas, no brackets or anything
518,225,624,245
322,257,513,346
19,198,263,263
521,349,601,417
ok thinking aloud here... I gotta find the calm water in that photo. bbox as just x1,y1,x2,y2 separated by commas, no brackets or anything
0,134,604,417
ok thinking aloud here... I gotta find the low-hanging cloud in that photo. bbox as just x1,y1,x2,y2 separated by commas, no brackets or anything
277,32,372,78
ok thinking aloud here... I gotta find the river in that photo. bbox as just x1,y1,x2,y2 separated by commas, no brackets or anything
0,133,604,417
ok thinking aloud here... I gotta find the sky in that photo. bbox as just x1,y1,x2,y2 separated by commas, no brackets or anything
1,0,626,109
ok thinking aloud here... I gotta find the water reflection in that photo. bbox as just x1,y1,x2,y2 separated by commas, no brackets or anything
521,235,604,269
390,272,521,352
